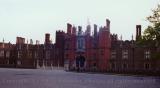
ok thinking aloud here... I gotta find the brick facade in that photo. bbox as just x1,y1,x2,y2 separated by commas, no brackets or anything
0,19,159,74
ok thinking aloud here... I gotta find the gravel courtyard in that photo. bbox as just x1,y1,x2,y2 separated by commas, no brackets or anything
0,68,159,88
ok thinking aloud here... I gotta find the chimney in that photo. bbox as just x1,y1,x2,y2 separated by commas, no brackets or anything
30,39,33,44
67,23,72,34
72,26,77,35
136,25,141,40
86,25,91,35
16,37,25,44
94,24,98,37
45,33,50,44
2,38,4,48
36,40,39,45
106,19,110,30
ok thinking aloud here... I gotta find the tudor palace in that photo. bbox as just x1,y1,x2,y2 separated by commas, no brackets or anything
0,19,160,74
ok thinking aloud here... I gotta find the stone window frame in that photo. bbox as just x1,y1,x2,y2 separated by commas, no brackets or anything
19,44,22,50
18,51,22,59
17,60,21,65
122,49,129,59
111,50,116,59
34,51,38,58
28,51,33,58
144,63,150,70
45,51,50,59
144,50,151,59
0,50,4,57
78,39,81,49
6,51,10,58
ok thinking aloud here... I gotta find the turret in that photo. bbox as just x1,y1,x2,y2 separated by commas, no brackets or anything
78,26,83,35
55,30,65,66
55,30,65,48
111,34,118,41
97,19,111,71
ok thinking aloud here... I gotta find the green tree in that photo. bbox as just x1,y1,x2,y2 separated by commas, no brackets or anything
141,5,160,47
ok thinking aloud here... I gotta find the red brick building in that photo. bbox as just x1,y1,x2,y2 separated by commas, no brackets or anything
109,25,160,74
63,19,111,71
0,42,14,67
0,18,160,74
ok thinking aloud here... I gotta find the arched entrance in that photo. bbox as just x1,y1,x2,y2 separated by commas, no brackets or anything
76,55,86,72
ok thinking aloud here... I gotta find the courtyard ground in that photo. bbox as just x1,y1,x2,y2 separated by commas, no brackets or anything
0,68,159,88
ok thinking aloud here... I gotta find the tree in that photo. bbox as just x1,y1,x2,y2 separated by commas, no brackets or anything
147,5,160,24
141,5,160,47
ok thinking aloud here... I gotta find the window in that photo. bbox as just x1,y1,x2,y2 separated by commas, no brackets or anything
34,52,38,58
17,61,21,65
144,63,150,70
77,37,85,51
122,50,128,59
80,38,84,49
81,39,83,48
29,51,32,58
111,50,116,59
6,51,10,58
46,51,50,59
7,60,9,64
78,39,81,49
18,51,22,59
0,50,4,57
144,50,150,59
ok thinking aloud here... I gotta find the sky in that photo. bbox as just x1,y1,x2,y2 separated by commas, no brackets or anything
0,0,160,44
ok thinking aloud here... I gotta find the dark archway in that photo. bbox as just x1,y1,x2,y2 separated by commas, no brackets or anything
76,55,86,72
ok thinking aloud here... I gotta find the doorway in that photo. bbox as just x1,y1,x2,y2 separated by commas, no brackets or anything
76,55,86,72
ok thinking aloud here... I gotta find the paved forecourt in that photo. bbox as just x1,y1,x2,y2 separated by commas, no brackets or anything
0,68,159,88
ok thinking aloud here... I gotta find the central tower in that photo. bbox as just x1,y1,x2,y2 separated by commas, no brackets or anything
76,26,85,53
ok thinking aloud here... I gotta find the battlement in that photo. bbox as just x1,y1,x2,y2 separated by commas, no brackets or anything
111,33,118,41
56,30,65,34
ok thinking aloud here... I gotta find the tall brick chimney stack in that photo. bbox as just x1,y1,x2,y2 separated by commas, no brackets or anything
16,37,25,44
72,26,77,35
94,24,98,37
106,19,110,31
86,25,91,35
67,23,72,34
45,33,50,44
136,25,141,40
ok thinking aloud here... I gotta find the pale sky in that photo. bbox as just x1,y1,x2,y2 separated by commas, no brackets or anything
0,0,160,44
